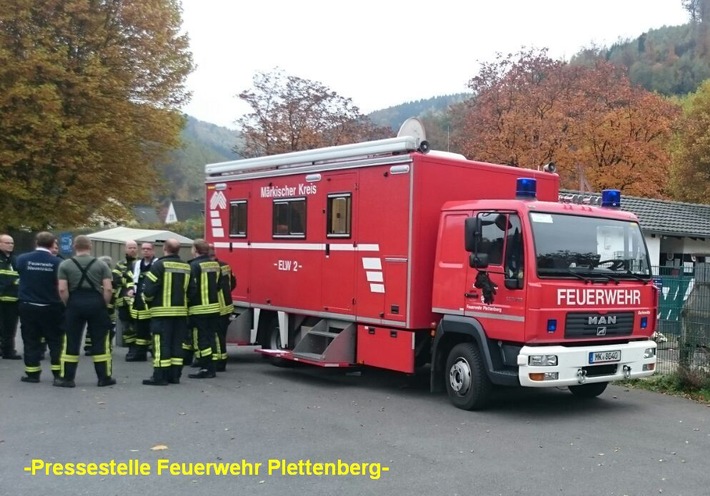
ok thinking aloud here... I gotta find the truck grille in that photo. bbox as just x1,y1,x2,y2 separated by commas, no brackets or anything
564,312,634,338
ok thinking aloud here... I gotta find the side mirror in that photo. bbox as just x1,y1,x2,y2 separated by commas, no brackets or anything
464,216,482,252
469,253,489,269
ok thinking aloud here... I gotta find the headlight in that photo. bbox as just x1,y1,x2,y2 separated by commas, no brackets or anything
643,347,656,359
528,355,558,366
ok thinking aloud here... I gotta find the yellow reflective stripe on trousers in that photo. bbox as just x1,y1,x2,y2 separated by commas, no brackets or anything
60,334,67,376
25,365,41,373
153,334,161,368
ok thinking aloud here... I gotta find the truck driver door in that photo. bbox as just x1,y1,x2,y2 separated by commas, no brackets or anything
464,212,526,342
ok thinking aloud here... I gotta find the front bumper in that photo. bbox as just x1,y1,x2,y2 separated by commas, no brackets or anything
517,340,657,387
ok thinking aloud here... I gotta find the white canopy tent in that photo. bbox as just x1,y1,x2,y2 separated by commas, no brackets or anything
87,227,195,347
87,227,194,263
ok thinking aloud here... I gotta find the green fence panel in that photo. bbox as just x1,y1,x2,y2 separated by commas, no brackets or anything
656,266,694,337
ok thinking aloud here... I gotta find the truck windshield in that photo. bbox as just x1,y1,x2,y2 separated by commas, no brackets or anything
530,212,652,279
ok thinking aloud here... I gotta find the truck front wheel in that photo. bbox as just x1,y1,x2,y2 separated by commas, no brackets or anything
569,382,608,398
445,343,492,410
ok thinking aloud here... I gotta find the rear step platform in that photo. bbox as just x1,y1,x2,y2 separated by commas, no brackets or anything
256,348,354,368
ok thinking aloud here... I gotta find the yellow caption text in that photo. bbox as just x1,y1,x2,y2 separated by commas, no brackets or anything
24,459,390,480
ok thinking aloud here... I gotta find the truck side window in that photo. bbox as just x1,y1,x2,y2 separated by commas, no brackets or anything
479,212,506,265
273,198,306,238
229,200,247,237
505,215,524,280
327,193,351,238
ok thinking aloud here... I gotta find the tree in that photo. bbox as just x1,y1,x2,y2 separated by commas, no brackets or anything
683,0,702,22
451,48,679,197
669,80,710,203
235,69,391,158
0,0,194,230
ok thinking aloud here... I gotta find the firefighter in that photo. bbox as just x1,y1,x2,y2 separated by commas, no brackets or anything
15,232,64,383
117,241,138,360
83,256,117,356
0,234,21,360
142,239,190,385
98,255,121,350
210,244,236,372
127,242,155,362
55,235,115,388
187,239,221,379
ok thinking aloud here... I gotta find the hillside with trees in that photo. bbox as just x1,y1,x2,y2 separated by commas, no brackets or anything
110,1,710,216
157,116,240,201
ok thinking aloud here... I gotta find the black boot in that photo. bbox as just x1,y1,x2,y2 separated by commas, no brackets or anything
126,346,147,362
215,359,227,372
188,361,216,379
53,378,76,388
143,368,168,386
20,372,40,383
125,345,137,361
168,365,182,384
95,360,116,387
55,362,77,387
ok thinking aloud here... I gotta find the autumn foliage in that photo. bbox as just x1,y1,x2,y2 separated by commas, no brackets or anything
235,69,391,158
0,0,194,230
451,49,680,197
669,80,710,203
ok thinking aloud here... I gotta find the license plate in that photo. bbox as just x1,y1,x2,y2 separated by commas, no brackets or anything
589,350,621,364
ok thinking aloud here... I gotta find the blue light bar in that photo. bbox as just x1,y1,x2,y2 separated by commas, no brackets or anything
516,178,537,199
601,189,621,208
640,317,648,329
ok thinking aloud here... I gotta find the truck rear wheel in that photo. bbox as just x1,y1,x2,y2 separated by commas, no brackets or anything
569,382,608,398
262,316,297,368
264,316,285,350
445,343,492,410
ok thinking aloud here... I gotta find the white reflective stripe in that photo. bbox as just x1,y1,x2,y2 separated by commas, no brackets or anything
362,258,382,270
211,218,222,227
370,283,385,293
331,244,380,252
210,243,382,252
210,210,220,218
465,311,525,322
366,271,383,282
213,228,224,237
209,242,380,252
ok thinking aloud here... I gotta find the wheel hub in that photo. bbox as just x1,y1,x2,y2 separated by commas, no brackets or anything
449,358,472,395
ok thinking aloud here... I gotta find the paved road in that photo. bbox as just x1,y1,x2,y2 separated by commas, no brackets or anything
1,344,708,496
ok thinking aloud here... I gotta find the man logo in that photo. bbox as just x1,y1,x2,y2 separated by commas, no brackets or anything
588,315,616,325
596,327,607,336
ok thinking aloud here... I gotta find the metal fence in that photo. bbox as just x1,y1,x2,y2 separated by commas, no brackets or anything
655,263,710,376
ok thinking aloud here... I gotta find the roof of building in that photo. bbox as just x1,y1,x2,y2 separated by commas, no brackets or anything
168,201,204,222
88,227,193,245
560,190,710,238
132,205,160,224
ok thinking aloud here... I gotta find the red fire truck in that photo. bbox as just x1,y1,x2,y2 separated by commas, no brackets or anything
204,120,658,410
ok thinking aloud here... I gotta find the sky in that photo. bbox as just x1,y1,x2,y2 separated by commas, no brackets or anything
180,0,690,129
